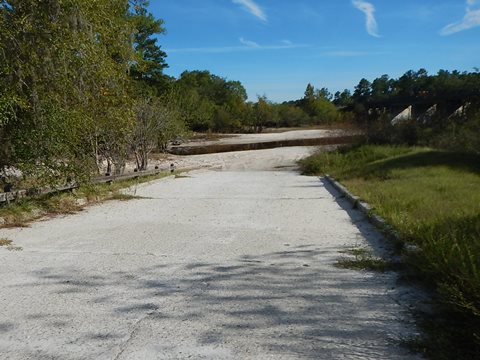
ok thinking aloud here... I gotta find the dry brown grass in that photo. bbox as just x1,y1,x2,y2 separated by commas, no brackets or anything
0,238,13,246
0,171,174,229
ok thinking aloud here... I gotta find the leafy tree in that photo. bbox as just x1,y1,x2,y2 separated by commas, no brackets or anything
131,97,180,170
173,85,214,131
309,98,339,124
252,95,276,132
175,70,248,132
177,71,246,106
299,83,338,123
0,0,136,181
275,103,308,127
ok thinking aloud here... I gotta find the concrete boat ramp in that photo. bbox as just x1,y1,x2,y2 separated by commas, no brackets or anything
0,143,421,359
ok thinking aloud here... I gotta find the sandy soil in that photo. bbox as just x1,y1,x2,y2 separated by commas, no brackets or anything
0,145,422,359
105,129,351,174
168,145,331,171
125,145,328,174
177,129,345,147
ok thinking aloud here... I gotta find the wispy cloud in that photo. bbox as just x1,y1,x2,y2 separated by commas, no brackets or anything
321,51,369,57
352,0,380,37
441,0,480,35
311,48,388,58
232,0,267,21
167,39,306,54
239,37,260,48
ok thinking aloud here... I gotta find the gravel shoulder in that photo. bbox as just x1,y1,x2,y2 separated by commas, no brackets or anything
0,146,421,359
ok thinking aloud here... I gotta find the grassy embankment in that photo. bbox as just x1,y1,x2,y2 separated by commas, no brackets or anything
300,145,480,359
0,171,178,229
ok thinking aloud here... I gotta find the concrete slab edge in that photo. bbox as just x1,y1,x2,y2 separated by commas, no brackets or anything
322,175,402,245
322,175,430,319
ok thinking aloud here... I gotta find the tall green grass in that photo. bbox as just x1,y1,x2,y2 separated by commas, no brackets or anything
300,145,480,359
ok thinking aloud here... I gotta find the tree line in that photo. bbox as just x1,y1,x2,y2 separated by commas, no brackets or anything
0,0,344,187
333,69,480,153
335,68,480,109
0,0,161,183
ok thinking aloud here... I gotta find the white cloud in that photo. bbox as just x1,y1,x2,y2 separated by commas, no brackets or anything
167,40,307,54
322,51,368,57
441,0,480,35
352,0,380,37
232,0,267,21
239,37,260,48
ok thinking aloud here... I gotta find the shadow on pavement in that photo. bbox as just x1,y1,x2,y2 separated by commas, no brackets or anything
12,243,418,359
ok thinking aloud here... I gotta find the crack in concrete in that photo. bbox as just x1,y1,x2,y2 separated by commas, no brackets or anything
112,310,158,360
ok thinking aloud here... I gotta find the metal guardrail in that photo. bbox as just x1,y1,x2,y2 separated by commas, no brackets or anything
91,168,165,185
0,168,168,205
0,184,79,204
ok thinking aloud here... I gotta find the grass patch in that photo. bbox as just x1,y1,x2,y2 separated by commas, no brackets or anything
0,171,174,228
300,145,480,358
336,247,393,272
109,193,146,201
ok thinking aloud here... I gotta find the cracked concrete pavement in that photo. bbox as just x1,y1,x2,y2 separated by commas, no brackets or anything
0,146,421,359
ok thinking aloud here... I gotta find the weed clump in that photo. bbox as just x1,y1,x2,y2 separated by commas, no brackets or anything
0,238,22,251
0,238,13,247
337,247,393,272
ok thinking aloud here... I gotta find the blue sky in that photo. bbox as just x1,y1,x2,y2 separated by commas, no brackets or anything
148,0,480,102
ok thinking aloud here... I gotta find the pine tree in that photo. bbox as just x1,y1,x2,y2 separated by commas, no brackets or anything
129,0,168,91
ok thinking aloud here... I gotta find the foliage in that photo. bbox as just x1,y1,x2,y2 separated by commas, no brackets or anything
298,83,339,124
333,89,353,107
351,69,480,107
276,103,309,127
174,70,250,132
336,247,393,272
432,110,480,154
300,145,480,358
0,0,137,183
252,95,276,132
0,0,190,185
170,77,344,133
344,69,480,154
129,0,169,93
131,95,186,170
